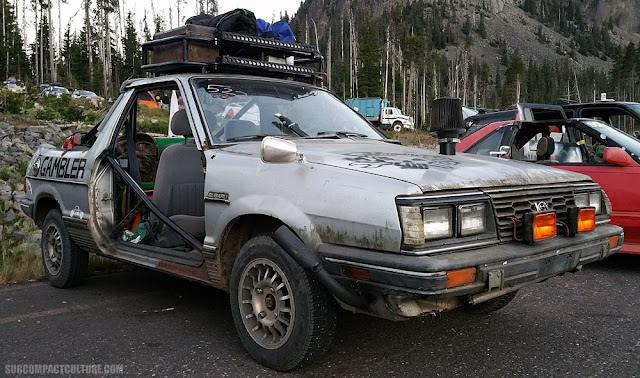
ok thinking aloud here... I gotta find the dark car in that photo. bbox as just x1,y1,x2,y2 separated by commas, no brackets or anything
458,116,640,254
42,86,70,97
71,89,103,101
462,103,568,139
562,101,640,137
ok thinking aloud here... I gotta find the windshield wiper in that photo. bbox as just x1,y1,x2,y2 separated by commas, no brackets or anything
225,134,268,142
313,131,369,139
274,113,308,137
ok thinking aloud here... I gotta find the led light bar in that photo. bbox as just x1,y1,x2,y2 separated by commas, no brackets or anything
218,55,317,74
218,31,319,56
213,56,322,84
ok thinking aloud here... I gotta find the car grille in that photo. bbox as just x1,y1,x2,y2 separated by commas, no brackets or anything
482,183,591,240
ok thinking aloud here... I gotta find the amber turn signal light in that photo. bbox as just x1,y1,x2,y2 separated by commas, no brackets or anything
609,235,619,248
446,267,476,288
340,266,370,280
577,208,596,232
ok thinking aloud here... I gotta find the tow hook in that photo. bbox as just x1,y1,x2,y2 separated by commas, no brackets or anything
272,226,370,310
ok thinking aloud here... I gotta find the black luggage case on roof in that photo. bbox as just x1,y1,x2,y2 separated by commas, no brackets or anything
141,25,324,85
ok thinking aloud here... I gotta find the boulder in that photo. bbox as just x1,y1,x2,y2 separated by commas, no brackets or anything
0,184,12,201
0,122,12,132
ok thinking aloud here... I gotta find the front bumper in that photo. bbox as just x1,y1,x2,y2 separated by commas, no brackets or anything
319,224,623,300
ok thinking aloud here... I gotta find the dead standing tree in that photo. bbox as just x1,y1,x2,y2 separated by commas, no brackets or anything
84,0,92,86
2,0,6,80
326,25,331,90
97,0,117,98
348,9,357,98
46,0,56,82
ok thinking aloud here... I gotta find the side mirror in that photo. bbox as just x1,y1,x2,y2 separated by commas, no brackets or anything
490,146,511,159
261,137,298,163
603,147,638,167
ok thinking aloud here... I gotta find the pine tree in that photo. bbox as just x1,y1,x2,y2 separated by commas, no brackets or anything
476,14,487,39
501,51,526,106
461,15,471,37
356,14,381,97
121,12,142,79
0,0,28,80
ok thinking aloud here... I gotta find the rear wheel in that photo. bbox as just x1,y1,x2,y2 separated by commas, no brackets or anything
393,122,403,132
463,291,518,315
41,209,89,288
230,235,337,371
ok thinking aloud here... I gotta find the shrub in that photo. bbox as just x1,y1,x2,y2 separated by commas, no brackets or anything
0,167,10,181
31,96,110,123
137,118,170,134
83,110,104,124
137,107,170,134
0,92,30,114
30,106,61,121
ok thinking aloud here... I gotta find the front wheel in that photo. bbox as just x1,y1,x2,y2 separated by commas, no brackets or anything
393,122,403,132
230,235,337,371
41,209,89,288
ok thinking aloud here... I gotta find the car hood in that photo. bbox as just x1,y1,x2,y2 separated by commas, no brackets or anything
294,139,591,192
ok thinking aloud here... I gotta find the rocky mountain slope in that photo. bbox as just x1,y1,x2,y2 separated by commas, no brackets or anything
294,0,640,70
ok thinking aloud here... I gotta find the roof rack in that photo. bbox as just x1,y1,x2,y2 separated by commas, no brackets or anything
141,26,324,85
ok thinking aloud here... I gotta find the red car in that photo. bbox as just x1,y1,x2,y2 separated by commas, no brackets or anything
458,115,640,254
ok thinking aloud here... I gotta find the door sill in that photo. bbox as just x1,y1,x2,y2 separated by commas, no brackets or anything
116,241,204,267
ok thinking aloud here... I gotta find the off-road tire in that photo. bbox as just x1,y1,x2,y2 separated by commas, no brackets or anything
393,122,403,132
41,209,89,288
463,291,518,315
230,235,337,371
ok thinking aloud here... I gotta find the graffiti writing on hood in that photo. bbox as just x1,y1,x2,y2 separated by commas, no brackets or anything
344,152,459,170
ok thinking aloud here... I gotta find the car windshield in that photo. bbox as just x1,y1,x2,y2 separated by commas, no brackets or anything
52,87,69,93
581,119,640,158
627,103,640,118
192,77,383,143
78,90,95,96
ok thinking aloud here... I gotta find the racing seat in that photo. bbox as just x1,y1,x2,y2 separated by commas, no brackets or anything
536,137,555,161
151,110,205,247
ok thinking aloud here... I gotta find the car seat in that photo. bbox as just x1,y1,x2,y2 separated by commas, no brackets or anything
151,110,205,247
536,136,555,161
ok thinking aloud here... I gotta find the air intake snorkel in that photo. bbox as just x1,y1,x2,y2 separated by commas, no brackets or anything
430,97,465,155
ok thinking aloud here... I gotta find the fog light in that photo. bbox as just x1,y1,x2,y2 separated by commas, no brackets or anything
446,267,476,288
522,212,557,244
566,207,596,236
577,208,596,232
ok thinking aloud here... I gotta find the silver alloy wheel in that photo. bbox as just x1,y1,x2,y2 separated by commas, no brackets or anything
43,224,63,276
238,258,295,350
